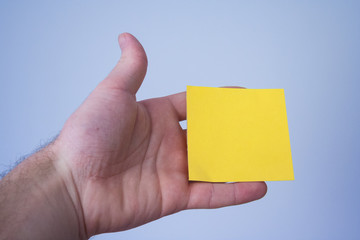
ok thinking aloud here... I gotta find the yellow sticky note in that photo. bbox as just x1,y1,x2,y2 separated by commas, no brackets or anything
187,86,294,182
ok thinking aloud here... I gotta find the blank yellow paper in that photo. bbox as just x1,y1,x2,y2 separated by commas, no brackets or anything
187,86,294,182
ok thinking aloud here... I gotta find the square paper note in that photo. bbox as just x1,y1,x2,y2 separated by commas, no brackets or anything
187,86,294,182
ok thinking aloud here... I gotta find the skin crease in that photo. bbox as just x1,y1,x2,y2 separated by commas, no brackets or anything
49,33,267,238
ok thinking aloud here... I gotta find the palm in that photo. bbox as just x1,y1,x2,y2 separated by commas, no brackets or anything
54,33,267,237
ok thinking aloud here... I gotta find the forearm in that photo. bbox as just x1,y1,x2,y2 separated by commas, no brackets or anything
0,146,86,240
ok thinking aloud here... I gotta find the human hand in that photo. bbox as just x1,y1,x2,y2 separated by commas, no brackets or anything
0,33,267,239
52,33,267,237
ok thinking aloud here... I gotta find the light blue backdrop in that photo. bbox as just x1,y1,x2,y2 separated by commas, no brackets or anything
1,1,359,239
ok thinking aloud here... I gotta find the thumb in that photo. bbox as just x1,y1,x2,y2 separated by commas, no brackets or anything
101,33,148,95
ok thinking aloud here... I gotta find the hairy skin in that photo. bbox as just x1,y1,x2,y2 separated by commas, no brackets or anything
0,33,267,239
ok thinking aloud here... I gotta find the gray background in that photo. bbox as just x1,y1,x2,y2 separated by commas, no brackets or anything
1,1,359,239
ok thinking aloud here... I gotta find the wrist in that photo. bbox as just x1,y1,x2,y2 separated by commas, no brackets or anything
51,142,88,239
0,144,87,240
51,142,88,240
